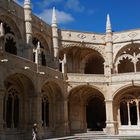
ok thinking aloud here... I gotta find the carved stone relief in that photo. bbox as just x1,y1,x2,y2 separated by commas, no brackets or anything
77,33,86,39
128,32,138,39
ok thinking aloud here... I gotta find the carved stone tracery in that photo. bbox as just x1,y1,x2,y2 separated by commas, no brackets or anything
61,42,106,59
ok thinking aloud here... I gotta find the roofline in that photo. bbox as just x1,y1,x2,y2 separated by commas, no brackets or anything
60,29,105,35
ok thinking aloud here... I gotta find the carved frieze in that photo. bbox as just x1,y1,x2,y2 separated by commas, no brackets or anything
113,35,119,41
101,36,106,41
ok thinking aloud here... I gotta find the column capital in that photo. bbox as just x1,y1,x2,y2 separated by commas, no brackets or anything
105,99,113,102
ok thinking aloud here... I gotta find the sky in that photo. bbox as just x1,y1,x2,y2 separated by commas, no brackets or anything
17,0,140,33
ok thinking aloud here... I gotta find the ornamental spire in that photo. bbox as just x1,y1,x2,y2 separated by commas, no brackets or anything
52,7,57,27
106,14,112,33
24,0,31,5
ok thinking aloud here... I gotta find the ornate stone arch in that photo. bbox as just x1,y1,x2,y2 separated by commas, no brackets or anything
3,73,35,129
3,70,35,89
41,78,64,96
4,73,35,96
41,80,64,130
61,42,106,60
113,85,140,127
32,32,51,65
113,42,131,61
114,43,140,64
68,84,104,99
68,85,106,132
0,14,22,55
80,51,105,74
0,14,22,39
115,54,134,67
114,43,140,73
32,32,50,52
113,84,140,100
60,43,105,73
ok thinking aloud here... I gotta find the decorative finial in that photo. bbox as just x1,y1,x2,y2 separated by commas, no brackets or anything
106,14,112,33
0,23,4,37
52,7,57,27
24,0,30,4
37,42,41,53
24,0,31,8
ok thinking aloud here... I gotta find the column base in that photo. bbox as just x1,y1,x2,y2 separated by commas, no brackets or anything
63,121,70,136
104,121,117,135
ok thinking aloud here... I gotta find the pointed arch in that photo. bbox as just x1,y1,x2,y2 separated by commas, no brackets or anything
68,85,106,133
41,81,63,130
114,43,140,73
0,15,22,55
3,73,35,129
113,85,140,130
59,46,105,74
32,32,51,66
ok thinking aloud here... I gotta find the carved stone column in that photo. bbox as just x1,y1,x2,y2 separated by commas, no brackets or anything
127,102,131,126
105,99,116,135
63,99,70,135
117,107,121,127
136,100,140,125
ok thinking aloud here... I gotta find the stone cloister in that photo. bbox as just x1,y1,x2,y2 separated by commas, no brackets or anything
1,0,140,140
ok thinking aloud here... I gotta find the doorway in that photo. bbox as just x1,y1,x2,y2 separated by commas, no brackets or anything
86,97,106,131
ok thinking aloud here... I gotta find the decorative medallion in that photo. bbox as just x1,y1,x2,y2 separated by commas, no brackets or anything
92,34,96,40
128,32,137,39
67,32,71,37
77,33,86,39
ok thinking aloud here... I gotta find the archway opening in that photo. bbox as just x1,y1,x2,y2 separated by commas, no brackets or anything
0,20,17,55
68,85,106,133
59,47,104,74
130,102,137,125
114,86,140,129
84,55,104,74
114,43,140,74
0,14,22,56
42,95,49,127
86,97,106,131
120,102,128,125
118,57,134,73
41,81,63,129
4,73,34,129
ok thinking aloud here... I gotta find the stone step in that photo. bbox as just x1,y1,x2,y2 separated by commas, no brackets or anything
74,131,106,136
45,136,140,140
44,131,140,140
